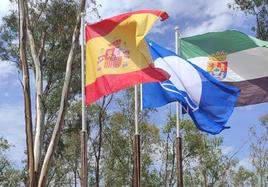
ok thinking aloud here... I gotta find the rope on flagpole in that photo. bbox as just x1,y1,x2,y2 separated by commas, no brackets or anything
135,85,139,135
81,13,86,133
140,84,143,112
80,12,88,187
133,84,141,187
175,26,184,187
175,26,182,138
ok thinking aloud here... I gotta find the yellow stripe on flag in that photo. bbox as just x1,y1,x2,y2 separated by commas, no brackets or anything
86,13,159,85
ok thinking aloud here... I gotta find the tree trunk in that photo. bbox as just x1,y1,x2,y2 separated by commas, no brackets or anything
37,0,86,186
18,0,36,186
25,5,45,176
95,97,110,187
28,28,44,175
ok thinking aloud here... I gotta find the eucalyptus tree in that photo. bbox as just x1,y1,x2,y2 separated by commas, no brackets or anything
230,0,268,40
160,116,239,187
1,0,87,185
249,114,268,187
233,166,257,187
99,89,161,187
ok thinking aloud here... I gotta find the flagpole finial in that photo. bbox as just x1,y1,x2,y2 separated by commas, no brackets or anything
174,26,179,31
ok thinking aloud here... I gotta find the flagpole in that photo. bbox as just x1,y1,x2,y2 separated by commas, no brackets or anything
175,26,183,187
133,84,140,187
80,12,88,187
140,84,143,111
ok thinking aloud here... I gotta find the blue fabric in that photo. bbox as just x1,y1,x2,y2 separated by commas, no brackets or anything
142,40,240,134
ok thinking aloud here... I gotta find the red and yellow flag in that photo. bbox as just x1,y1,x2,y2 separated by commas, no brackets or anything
85,10,170,105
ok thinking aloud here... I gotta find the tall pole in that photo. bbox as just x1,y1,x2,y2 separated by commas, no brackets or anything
133,85,140,187
80,12,88,187
140,84,143,111
175,26,183,187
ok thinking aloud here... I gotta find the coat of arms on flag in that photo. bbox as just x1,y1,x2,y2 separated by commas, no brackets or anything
97,39,130,70
207,51,228,80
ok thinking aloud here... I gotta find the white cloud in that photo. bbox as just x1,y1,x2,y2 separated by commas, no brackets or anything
222,145,235,155
0,61,17,80
0,61,18,90
182,0,250,36
204,0,232,17
238,157,253,170
150,21,172,34
0,0,12,20
0,104,26,168
183,14,234,36
92,0,222,19
86,0,253,37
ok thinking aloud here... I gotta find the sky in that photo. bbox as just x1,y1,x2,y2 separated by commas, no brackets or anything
0,0,267,170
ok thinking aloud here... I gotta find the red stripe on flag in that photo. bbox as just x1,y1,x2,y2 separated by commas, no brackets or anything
85,10,168,42
85,65,169,105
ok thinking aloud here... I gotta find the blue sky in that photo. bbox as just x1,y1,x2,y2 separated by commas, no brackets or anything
0,0,267,170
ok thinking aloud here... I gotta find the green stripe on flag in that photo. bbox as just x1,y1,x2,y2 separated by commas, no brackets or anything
181,30,268,59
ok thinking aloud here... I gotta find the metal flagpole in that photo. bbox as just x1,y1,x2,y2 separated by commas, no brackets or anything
140,84,143,111
133,85,140,187
175,26,183,187
80,12,88,187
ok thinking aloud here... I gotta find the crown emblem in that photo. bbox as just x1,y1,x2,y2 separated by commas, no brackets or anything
208,51,227,61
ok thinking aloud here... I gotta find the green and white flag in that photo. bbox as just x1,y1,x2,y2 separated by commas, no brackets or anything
181,30,268,106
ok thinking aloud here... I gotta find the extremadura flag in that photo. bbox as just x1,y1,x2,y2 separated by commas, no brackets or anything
180,30,268,106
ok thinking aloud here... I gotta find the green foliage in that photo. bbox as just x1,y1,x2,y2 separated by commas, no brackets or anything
0,11,18,64
233,166,257,187
0,0,83,185
100,89,161,187
231,0,268,40
44,101,82,187
160,116,239,187
249,114,268,187
0,137,22,186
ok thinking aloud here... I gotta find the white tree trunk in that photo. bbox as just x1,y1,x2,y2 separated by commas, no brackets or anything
38,0,86,186
28,29,44,174
24,1,45,174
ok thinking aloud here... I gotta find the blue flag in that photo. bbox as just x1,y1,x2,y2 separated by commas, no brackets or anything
142,40,240,134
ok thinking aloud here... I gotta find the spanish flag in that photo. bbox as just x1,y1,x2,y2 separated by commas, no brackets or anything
85,10,170,105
